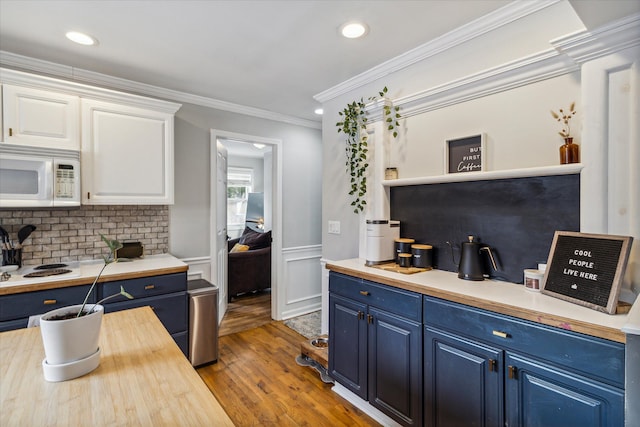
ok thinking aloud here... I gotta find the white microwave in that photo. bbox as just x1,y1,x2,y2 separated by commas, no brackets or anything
0,146,80,208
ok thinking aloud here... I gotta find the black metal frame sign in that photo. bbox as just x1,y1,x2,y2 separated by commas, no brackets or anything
541,231,633,314
444,134,485,174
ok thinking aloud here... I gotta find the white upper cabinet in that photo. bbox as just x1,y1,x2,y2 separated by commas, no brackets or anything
2,84,80,150
81,99,175,205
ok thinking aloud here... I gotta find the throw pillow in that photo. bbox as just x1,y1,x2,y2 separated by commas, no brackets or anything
230,243,250,253
239,227,272,250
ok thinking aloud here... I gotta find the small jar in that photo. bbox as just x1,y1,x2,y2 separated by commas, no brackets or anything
395,238,415,263
524,269,544,292
398,253,412,268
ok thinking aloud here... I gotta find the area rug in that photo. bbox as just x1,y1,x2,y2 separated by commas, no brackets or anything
283,310,321,339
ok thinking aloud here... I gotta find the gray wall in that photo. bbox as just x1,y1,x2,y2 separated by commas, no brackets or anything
169,102,322,258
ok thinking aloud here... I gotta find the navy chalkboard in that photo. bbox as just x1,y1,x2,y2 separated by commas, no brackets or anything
390,174,580,283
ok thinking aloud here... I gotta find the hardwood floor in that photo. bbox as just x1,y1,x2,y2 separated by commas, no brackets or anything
219,290,273,337
198,292,379,426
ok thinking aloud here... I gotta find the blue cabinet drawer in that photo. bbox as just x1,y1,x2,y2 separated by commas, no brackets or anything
0,285,96,321
101,272,187,303
329,272,421,321
0,318,29,332
424,296,625,388
103,292,187,335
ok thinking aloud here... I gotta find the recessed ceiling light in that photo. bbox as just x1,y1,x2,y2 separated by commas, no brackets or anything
253,143,266,149
340,21,368,39
65,31,98,46
314,108,324,115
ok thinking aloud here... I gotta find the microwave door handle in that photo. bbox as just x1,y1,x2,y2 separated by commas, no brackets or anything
43,159,53,204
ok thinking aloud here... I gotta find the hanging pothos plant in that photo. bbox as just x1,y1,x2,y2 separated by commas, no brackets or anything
336,86,401,213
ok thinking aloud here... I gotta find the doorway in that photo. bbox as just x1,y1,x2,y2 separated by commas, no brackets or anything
210,129,282,325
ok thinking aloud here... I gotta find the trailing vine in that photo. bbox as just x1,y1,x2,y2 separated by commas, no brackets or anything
336,87,400,213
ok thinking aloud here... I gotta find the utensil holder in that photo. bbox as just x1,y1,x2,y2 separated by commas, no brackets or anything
2,248,22,268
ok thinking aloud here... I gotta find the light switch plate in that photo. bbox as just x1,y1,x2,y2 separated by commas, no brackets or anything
328,221,341,235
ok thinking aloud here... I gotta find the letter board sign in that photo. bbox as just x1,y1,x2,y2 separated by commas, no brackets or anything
541,231,633,314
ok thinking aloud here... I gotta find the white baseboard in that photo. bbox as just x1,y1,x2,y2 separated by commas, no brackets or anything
332,383,402,427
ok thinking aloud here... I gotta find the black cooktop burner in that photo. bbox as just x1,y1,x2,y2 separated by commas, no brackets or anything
24,268,73,278
34,263,68,270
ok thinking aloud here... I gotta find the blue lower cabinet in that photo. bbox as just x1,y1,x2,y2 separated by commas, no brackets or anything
103,292,187,335
330,272,625,427
329,293,368,399
423,296,625,427
424,326,504,427
505,352,624,427
369,307,422,426
0,317,30,332
0,284,96,332
172,331,188,356
329,272,422,426
101,272,188,358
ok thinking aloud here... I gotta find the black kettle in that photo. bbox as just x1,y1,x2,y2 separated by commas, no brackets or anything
451,235,498,281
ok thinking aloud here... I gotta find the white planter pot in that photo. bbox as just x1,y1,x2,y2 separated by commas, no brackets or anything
39,304,103,381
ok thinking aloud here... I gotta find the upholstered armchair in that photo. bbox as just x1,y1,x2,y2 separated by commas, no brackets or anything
227,228,272,301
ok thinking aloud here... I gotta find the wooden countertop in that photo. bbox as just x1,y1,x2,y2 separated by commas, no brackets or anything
327,258,636,344
0,307,234,426
0,254,189,295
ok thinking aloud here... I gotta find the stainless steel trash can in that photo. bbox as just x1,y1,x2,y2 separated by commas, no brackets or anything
187,279,218,366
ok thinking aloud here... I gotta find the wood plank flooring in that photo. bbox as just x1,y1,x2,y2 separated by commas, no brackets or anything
198,292,379,426
219,291,273,337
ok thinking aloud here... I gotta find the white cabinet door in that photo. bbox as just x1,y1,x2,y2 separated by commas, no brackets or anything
2,84,79,150
81,99,174,205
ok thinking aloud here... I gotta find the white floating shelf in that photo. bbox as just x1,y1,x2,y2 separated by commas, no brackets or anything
382,164,584,187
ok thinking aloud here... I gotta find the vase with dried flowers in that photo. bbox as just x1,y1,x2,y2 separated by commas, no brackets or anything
551,102,580,164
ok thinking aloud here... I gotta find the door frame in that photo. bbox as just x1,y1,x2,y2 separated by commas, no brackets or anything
210,129,283,321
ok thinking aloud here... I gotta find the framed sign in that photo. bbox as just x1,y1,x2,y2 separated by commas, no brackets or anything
541,231,633,314
444,134,485,174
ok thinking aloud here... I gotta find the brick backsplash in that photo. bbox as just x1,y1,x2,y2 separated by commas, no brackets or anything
0,205,168,266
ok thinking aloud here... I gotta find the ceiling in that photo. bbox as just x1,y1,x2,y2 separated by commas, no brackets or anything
0,0,513,123
0,1,637,125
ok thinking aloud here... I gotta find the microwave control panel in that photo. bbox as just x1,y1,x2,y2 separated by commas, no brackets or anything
55,164,76,199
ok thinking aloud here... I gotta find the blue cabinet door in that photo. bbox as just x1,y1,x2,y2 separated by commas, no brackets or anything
329,292,368,399
369,307,422,426
424,326,504,427
505,352,624,427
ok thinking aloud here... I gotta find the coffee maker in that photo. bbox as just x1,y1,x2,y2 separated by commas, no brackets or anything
365,219,400,266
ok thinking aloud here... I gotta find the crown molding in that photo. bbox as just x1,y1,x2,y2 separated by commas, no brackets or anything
0,51,321,129
314,0,560,103
0,66,181,113
389,49,578,120
364,12,638,122
550,13,640,64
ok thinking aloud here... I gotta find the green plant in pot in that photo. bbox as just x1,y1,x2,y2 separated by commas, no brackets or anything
39,233,133,382
336,86,401,213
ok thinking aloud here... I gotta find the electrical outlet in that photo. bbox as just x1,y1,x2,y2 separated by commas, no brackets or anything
328,221,341,235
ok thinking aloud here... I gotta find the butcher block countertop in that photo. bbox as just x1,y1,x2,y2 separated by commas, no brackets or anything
326,258,639,344
0,306,234,426
0,254,188,295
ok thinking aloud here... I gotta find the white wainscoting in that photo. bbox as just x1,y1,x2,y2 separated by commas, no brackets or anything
280,244,323,320
181,256,212,283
